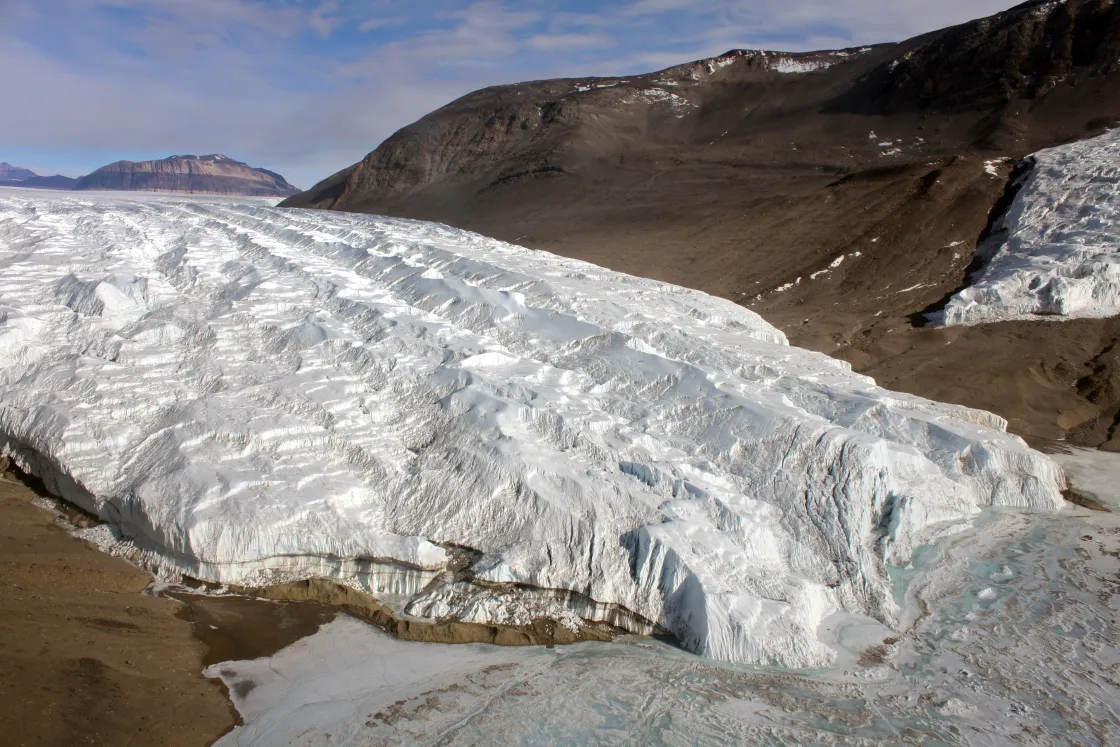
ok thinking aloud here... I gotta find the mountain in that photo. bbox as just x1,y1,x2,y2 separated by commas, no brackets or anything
74,154,300,196
284,0,1120,446
0,163,80,190
13,174,79,190
0,162,36,182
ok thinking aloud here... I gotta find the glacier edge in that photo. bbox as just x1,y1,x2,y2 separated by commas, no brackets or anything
936,128,1120,326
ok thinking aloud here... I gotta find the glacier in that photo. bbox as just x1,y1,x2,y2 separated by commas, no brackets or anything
0,188,1066,667
938,129,1120,326
208,478,1120,746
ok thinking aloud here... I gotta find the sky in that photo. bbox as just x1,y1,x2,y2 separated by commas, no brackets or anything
1,0,1019,189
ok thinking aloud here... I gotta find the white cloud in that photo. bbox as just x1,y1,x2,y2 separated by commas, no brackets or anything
358,15,406,33
618,0,1016,48
523,32,614,52
309,0,341,39
336,2,542,79
95,0,306,37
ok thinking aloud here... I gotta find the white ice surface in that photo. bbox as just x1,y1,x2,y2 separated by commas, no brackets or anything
938,129,1120,326
1045,444,1120,511
0,188,1065,666
210,495,1120,746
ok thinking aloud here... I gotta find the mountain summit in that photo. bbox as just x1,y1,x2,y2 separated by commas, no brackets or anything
75,154,300,197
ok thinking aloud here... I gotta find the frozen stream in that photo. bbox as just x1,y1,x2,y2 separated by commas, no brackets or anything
209,448,1120,746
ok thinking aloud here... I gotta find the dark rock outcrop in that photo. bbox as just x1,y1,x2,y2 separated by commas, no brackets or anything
838,0,1120,114
75,155,299,196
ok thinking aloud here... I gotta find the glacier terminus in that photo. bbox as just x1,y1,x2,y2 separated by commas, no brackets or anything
0,189,1067,667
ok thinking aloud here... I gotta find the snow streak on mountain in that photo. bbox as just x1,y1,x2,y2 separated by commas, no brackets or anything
0,189,1065,666
939,129,1120,326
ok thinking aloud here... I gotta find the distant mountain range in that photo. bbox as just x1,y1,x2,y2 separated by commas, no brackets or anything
0,162,77,190
0,155,299,197
0,163,37,182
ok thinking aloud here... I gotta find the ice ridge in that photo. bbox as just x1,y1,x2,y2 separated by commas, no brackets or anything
0,189,1065,667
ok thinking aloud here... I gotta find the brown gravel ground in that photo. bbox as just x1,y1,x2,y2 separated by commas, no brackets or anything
0,472,237,747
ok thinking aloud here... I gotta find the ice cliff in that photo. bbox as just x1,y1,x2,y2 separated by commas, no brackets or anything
938,129,1120,326
0,189,1065,667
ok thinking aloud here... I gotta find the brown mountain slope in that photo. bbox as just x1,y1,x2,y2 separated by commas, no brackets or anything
76,154,299,197
284,0,1120,444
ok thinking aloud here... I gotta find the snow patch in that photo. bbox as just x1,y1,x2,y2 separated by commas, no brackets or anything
772,57,833,74
810,254,853,280
983,159,1006,177
1045,444,1120,512
705,55,738,74
623,88,696,116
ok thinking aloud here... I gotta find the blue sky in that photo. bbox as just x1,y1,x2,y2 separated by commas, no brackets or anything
1,0,1017,189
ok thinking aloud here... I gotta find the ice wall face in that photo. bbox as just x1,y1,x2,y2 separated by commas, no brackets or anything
938,129,1120,326
0,189,1065,667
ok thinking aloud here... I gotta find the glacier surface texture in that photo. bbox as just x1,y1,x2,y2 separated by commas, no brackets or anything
939,128,1120,326
0,189,1065,667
